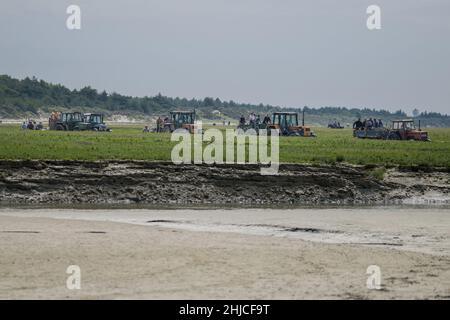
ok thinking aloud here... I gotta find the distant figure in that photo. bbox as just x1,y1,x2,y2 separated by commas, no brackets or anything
239,115,245,126
228,121,231,126
256,115,261,126
249,113,256,127
156,117,163,132
263,114,271,125
366,118,373,129
21,122,27,130
353,118,363,130
143,125,150,133
27,121,34,130
378,119,383,128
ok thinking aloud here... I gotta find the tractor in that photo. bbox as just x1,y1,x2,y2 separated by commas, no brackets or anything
161,111,199,134
49,112,86,131
386,119,429,141
267,111,316,137
353,119,429,141
83,113,111,131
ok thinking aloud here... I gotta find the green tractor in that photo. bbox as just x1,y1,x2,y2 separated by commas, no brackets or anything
49,112,110,131
83,113,111,131
49,112,86,131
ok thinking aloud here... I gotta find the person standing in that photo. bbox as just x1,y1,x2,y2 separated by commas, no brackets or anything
156,117,162,132
353,118,363,130
249,113,256,128
239,115,245,126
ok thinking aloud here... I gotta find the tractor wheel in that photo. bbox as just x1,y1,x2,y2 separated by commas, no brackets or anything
56,125,65,131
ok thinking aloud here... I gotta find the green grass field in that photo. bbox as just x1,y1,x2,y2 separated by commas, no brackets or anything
0,124,449,167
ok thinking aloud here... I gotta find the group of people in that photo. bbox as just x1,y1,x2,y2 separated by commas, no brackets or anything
21,120,44,130
239,113,271,127
353,118,383,130
328,120,343,128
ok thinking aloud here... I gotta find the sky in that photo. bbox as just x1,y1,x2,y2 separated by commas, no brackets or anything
1,0,449,114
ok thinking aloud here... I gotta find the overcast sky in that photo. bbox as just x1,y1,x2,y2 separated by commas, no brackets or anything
1,0,449,114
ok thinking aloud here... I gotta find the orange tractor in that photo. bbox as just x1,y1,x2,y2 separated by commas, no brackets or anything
267,111,316,137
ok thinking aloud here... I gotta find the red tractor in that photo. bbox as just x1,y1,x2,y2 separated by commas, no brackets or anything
386,120,429,141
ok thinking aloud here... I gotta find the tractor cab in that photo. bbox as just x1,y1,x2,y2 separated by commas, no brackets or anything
392,120,416,130
171,111,195,128
163,111,198,133
83,113,111,131
269,112,315,137
62,112,83,123
84,113,103,124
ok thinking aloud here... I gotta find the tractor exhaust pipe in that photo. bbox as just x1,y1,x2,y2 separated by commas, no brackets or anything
302,107,305,127
419,120,421,131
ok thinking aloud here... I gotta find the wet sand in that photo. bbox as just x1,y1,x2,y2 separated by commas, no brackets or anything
0,208,449,299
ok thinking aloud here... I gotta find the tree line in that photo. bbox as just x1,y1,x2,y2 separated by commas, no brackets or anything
1,74,449,127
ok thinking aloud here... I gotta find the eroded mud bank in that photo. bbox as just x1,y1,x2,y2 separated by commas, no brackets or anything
0,161,448,205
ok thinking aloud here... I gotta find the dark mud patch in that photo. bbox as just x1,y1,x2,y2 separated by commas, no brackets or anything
83,231,107,234
354,242,403,246
242,224,342,234
0,160,448,206
283,227,339,234
1,230,40,234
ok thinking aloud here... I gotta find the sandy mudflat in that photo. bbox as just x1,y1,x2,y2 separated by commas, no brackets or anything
0,208,449,299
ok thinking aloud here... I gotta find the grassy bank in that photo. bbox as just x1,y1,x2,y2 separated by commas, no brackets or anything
0,124,449,167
